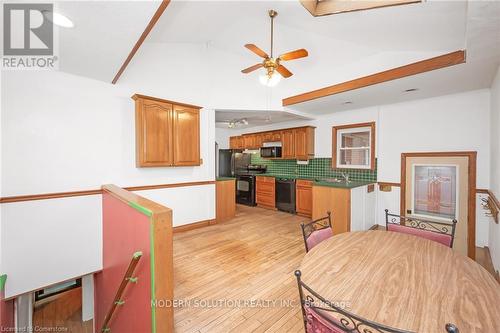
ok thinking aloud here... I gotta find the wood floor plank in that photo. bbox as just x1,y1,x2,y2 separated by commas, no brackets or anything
173,205,308,332
174,210,498,332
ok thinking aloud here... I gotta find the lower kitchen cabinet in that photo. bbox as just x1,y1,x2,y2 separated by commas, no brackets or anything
312,184,376,234
296,179,313,217
256,176,275,209
216,179,236,223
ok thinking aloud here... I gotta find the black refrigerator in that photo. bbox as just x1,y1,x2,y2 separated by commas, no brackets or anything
217,149,251,177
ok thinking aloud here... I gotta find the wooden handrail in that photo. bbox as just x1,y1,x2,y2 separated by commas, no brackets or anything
101,251,143,332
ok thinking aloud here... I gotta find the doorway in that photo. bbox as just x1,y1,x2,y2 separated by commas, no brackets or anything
401,152,477,259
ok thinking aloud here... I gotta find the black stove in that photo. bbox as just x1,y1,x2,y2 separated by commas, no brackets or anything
235,165,267,206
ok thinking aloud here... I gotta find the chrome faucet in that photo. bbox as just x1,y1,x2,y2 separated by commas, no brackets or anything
341,172,350,183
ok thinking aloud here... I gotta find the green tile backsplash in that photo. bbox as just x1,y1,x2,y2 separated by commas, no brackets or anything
250,155,377,182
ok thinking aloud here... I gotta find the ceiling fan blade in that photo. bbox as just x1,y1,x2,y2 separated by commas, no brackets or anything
241,63,263,74
279,48,308,61
245,44,269,59
276,65,293,78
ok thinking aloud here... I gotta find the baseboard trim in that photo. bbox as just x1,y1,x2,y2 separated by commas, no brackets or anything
173,219,216,233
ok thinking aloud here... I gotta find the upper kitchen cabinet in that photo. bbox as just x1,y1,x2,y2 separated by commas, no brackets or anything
243,134,257,149
332,122,375,170
294,127,315,161
172,104,201,166
133,94,202,167
229,136,244,149
230,126,315,160
281,130,295,159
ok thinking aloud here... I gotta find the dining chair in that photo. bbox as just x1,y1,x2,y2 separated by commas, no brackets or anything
300,211,333,253
384,209,457,248
294,270,460,333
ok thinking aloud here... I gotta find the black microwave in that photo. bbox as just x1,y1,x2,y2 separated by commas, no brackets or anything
260,146,282,158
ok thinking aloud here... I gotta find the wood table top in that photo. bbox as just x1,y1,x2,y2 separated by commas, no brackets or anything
299,230,500,332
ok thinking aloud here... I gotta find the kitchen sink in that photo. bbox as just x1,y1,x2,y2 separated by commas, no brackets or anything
318,178,344,183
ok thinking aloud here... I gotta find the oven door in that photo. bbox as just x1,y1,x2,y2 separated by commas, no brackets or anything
236,175,256,206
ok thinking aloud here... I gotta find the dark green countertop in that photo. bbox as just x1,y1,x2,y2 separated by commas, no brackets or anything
258,174,374,189
312,180,374,189
216,177,236,181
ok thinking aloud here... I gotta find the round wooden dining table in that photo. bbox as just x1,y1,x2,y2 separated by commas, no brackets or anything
299,230,500,332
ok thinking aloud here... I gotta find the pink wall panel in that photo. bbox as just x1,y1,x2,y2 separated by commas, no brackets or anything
0,294,14,331
94,192,152,333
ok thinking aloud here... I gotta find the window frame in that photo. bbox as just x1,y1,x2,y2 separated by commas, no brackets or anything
332,122,376,170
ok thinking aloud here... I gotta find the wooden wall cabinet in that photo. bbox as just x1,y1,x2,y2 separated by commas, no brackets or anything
256,176,275,209
294,127,315,161
281,130,295,159
133,94,201,167
229,136,244,149
296,179,313,217
228,126,315,160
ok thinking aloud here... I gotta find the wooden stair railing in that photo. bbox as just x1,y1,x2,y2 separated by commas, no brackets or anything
101,251,143,332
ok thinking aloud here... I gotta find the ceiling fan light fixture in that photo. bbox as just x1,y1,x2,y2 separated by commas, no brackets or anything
259,71,281,87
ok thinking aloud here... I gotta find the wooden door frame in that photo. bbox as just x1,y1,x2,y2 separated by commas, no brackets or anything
400,151,477,259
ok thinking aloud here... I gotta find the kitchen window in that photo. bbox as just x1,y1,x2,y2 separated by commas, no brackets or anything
332,122,375,170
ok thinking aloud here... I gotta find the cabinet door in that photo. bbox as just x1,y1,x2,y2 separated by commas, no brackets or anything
281,130,295,159
294,128,308,160
364,186,376,230
172,105,200,166
254,134,263,148
243,135,255,149
229,136,238,149
271,131,281,141
262,132,273,143
236,136,244,149
136,99,173,167
296,180,313,217
312,186,351,234
256,177,275,208
350,186,365,232
295,127,315,161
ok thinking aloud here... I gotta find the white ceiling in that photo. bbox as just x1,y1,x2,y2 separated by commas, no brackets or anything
149,0,466,52
285,0,500,114
215,109,311,129
48,1,158,82
25,0,499,114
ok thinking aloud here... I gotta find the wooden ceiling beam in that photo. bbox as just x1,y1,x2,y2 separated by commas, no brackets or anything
300,0,421,17
282,50,466,107
111,0,171,84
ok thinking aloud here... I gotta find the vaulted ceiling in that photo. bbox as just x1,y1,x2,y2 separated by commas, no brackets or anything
44,0,500,115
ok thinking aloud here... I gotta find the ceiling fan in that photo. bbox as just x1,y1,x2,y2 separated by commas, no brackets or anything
216,118,249,128
241,10,309,86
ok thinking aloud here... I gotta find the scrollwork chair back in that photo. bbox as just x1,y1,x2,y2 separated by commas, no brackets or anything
384,209,457,248
294,270,459,333
301,211,333,253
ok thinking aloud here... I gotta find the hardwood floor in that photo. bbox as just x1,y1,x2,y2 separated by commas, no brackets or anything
31,205,497,333
174,206,499,333
33,287,93,333
173,205,308,333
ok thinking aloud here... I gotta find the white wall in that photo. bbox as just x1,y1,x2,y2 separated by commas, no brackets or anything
489,66,500,272
1,43,218,297
1,195,102,298
137,185,216,227
216,89,491,246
